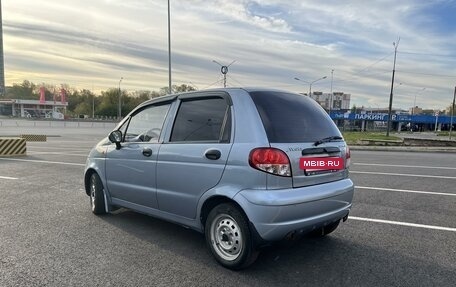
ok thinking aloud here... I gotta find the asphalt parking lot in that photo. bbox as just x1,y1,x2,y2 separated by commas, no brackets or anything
1,125,455,286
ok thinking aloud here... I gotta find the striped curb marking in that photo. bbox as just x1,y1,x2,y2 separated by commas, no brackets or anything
0,138,27,156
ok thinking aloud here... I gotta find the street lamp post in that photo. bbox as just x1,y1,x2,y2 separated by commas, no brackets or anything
294,76,327,96
309,76,327,97
118,77,123,119
330,69,334,113
411,87,425,131
91,83,95,119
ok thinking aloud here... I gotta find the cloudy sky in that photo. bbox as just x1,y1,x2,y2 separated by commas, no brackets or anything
3,0,456,109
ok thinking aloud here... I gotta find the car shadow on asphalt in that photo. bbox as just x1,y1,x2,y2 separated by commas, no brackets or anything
98,209,455,286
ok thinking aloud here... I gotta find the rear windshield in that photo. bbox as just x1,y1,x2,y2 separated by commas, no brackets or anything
249,91,342,143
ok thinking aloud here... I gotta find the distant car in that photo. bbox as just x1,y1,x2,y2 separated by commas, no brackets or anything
23,110,32,118
84,88,354,269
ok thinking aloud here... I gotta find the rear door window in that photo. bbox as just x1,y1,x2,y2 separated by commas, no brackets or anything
170,97,231,143
249,91,341,143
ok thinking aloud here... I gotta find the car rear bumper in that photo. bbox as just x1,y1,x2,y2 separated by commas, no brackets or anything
233,178,354,241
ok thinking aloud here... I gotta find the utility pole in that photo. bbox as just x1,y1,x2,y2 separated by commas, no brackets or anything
450,86,456,140
386,37,400,137
212,60,235,88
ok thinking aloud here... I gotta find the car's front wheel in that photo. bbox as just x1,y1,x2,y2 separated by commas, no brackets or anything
89,173,107,215
205,203,258,270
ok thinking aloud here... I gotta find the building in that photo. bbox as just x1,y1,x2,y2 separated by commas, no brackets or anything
409,106,423,115
309,92,351,111
0,99,67,118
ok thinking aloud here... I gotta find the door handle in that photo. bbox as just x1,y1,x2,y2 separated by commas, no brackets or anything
142,148,152,157
205,149,221,160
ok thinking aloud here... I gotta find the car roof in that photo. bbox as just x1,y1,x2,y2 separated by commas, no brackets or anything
136,87,298,109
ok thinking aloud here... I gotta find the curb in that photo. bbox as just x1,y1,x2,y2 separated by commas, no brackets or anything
20,134,47,142
0,138,27,157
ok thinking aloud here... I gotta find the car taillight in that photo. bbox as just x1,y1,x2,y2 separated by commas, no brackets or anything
249,148,291,177
345,146,351,168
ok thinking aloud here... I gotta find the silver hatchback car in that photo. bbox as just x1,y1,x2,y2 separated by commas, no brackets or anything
84,88,354,269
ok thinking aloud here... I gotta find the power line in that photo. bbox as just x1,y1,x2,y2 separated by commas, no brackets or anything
367,68,456,78
202,78,224,89
328,52,394,86
396,70,456,78
335,67,456,83
332,70,391,86
399,50,456,58
351,51,394,77
226,75,245,87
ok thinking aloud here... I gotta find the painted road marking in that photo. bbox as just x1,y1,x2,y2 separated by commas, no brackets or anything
354,163,456,170
27,146,90,152
27,151,88,157
349,216,456,232
351,171,456,179
356,186,456,197
0,176,18,180
0,158,85,166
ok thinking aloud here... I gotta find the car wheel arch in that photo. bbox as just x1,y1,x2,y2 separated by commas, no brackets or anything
200,196,248,230
84,169,97,196
84,168,106,196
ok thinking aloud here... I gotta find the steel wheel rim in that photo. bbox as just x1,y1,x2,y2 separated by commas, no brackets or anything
210,214,243,261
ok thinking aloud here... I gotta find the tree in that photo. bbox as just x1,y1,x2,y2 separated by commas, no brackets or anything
131,90,155,101
5,80,199,118
5,80,37,99
160,84,197,95
67,90,82,112
72,89,96,116
351,104,357,113
174,84,197,93
97,89,119,117
446,103,455,116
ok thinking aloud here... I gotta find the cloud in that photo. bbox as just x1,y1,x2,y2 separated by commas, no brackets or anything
2,0,456,109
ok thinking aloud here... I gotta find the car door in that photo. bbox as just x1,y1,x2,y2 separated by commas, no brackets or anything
156,93,233,219
105,102,171,210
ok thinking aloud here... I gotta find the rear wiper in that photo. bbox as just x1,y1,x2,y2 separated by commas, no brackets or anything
314,136,343,146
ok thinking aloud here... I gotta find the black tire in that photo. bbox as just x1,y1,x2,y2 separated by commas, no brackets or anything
205,203,258,270
89,173,107,215
311,220,340,237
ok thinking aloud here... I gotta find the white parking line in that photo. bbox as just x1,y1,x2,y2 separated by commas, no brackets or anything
0,158,85,166
356,186,456,197
27,146,91,152
354,163,456,170
349,216,456,232
0,176,18,180
350,171,456,179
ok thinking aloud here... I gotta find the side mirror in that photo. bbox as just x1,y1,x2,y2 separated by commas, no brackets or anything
109,130,123,150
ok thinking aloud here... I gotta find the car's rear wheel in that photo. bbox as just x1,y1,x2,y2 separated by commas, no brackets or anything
89,173,107,215
205,203,258,270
